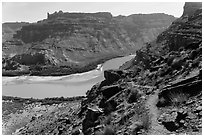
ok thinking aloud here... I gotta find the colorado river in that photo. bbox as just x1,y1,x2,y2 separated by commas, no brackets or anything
2,55,135,98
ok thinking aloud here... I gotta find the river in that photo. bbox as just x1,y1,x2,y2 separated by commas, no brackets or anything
2,55,135,99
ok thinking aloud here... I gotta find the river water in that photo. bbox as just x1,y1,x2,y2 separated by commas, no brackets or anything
2,55,135,99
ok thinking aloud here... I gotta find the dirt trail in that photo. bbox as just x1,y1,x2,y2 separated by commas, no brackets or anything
145,91,170,135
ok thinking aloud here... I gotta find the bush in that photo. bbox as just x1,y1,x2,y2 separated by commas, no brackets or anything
168,92,189,106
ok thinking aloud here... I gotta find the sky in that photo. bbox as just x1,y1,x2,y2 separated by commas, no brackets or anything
2,2,185,23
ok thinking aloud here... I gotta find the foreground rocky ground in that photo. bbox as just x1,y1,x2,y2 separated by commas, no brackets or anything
2,2,202,135
2,96,85,135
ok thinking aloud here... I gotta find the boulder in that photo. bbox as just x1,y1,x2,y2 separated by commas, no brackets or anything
127,89,141,103
101,85,122,99
129,121,144,134
171,57,184,70
71,129,82,135
104,70,123,84
82,107,103,134
159,109,188,132
189,50,198,60
57,117,71,124
159,111,179,131
103,99,118,114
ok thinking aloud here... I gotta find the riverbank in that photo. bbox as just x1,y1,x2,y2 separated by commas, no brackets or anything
2,43,202,135
2,3,202,135
3,54,135,98
3,53,127,77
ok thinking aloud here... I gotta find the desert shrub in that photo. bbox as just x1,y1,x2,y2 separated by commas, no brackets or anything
168,92,189,106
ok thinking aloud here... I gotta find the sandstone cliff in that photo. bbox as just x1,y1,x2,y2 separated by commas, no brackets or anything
155,2,202,52
2,2,202,135
73,2,202,135
2,22,29,42
2,12,175,76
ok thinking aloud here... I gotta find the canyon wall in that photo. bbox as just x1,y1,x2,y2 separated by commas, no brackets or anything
2,11,175,76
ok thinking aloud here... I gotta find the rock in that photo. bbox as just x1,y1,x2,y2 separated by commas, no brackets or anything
159,66,172,77
160,111,179,131
186,100,195,105
94,125,103,130
127,89,141,103
103,99,118,114
194,106,202,113
146,88,154,95
30,116,36,122
3,11,175,77
129,121,144,134
198,124,202,128
71,129,81,135
198,111,202,118
160,108,188,132
104,70,122,84
156,96,168,107
167,55,175,66
178,109,187,116
179,120,185,124
57,117,71,124
157,76,202,107
171,57,183,70
2,59,21,70
156,2,202,52
182,2,202,17
189,50,197,60
101,85,122,99
82,107,103,134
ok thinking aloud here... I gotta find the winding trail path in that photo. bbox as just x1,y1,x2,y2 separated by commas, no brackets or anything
145,90,170,135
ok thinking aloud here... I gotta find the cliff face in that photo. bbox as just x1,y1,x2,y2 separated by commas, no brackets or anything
115,13,175,48
2,11,175,76
182,2,202,17
2,22,29,42
74,2,202,135
156,2,202,52
2,3,202,135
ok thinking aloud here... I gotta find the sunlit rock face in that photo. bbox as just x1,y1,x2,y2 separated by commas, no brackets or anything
2,11,175,76
182,2,202,17
156,2,202,53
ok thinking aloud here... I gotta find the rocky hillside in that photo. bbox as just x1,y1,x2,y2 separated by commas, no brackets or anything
2,12,175,76
115,13,175,47
2,2,202,135
2,22,29,42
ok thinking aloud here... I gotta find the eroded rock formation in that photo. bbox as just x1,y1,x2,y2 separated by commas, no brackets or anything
2,2,202,135
2,12,175,76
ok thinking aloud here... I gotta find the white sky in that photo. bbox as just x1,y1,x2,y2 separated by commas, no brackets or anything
2,2,185,23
